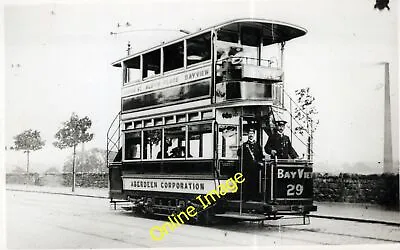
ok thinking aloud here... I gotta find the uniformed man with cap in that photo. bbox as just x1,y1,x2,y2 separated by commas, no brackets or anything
264,120,299,159
237,128,263,201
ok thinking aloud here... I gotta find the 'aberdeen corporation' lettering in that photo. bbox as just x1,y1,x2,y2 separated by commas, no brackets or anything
149,172,245,241
131,180,205,191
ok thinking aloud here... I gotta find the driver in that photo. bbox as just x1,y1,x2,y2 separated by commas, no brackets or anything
264,120,298,159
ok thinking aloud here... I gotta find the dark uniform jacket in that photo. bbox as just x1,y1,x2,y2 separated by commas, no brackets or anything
237,140,263,200
238,141,263,164
237,140,263,180
264,133,298,159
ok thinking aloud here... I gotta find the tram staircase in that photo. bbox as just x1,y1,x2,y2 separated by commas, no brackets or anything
107,111,129,208
107,111,122,167
278,89,315,161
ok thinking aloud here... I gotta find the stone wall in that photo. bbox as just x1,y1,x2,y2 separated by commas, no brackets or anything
6,172,399,208
6,173,41,185
313,173,399,208
61,172,108,188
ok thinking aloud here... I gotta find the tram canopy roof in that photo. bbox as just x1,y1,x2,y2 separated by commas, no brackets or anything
112,18,307,67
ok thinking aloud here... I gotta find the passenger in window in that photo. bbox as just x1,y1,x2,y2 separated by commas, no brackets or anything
170,146,185,158
170,140,185,158
229,47,243,65
157,137,172,159
221,46,243,81
264,120,299,159
237,128,263,201
126,143,139,160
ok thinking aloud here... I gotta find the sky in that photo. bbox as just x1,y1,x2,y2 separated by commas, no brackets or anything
2,0,399,174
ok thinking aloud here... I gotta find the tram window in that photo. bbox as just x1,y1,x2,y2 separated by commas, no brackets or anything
134,121,143,129
176,114,186,123
125,131,141,160
187,32,211,66
164,126,186,158
154,118,163,126
124,56,141,84
218,125,238,159
143,49,161,78
188,123,213,158
217,30,239,43
241,26,260,47
144,119,153,127
201,110,213,120
261,43,281,68
125,122,133,130
143,129,162,160
164,41,184,72
165,116,175,124
188,112,200,121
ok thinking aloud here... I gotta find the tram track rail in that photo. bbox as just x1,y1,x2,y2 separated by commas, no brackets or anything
7,188,400,227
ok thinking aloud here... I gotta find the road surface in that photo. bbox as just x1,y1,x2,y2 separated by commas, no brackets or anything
6,190,400,248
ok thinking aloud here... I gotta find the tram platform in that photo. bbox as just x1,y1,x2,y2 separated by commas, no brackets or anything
5,184,400,225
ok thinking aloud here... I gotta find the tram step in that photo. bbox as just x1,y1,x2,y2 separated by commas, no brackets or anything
215,212,283,221
226,200,272,211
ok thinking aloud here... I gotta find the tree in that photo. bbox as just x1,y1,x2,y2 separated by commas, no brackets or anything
293,88,319,160
12,129,45,174
53,113,94,192
293,87,319,136
63,148,107,173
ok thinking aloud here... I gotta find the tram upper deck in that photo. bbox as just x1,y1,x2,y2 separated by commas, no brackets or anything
111,19,307,119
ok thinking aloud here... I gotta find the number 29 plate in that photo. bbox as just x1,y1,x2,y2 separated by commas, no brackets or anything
273,166,313,200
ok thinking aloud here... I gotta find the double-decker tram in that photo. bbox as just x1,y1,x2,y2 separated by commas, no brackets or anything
107,18,317,223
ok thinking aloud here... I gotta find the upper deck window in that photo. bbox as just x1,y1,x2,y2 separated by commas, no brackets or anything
241,26,260,47
164,41,184,72
124,56,141,84
143,49,161,78
187,33,211,66
217,30,239,43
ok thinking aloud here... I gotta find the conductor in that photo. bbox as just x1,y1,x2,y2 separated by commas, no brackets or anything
237,128,263,201
264,120,299,159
